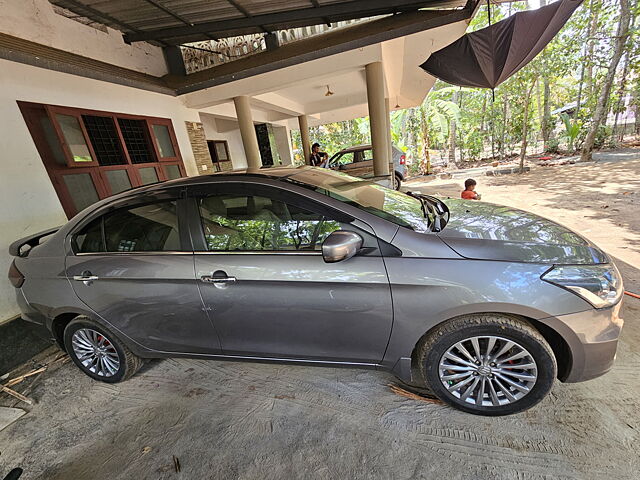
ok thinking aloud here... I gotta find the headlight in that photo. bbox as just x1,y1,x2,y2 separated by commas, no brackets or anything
541,264,623,309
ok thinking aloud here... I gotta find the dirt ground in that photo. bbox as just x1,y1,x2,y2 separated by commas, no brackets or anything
407,148,640,269
1,149,639,480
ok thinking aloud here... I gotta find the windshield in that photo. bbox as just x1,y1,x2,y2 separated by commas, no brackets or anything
286,169,431,232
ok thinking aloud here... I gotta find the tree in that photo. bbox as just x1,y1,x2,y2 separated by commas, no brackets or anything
581,0,632,161
519,76,538,173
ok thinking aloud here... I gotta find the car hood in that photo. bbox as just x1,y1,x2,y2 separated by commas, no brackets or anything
436,199,608,264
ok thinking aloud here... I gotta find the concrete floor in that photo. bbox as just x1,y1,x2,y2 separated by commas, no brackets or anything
2,157,640,479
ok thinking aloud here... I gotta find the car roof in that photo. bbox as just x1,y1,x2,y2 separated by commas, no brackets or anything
334,144,400,154
337,144,372,153
141,165,304,189
88,165,306,206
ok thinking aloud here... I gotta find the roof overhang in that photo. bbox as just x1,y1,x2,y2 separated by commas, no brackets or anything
169,7,475,94
4,3,476,97
49,0,469,45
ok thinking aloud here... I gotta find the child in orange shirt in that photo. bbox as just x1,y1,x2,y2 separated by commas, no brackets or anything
461,178,481,200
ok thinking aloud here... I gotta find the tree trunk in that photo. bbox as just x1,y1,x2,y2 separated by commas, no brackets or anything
419,106,432,175
520,80,537,173
448,91,459,163
541,78,552,151
581,0,631,162
614,13,635,142
574,43,587,124
500,94,509,160
490,93,496,160
585,0,600,101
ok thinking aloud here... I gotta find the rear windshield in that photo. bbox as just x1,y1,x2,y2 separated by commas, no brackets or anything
286,169,430,232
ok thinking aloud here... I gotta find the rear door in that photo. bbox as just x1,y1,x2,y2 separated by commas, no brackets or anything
66,191,221,354
188,182,394,363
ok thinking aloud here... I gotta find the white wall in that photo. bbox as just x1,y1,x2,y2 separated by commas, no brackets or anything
1,0,167,76
272,126,293,165
199,113,248,169
0,59,200,322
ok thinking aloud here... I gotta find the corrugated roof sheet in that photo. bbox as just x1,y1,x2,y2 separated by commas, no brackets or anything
48,0,462,44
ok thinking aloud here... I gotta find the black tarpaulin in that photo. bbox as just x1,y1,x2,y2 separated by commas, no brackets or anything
420,0,584,89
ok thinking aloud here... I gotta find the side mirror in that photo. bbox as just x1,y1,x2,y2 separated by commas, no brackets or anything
322,231,363,263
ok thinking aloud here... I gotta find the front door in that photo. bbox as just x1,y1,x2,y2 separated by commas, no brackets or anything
66,196,221,354
189,184,393,363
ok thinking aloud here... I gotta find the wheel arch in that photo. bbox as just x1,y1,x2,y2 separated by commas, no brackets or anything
51,312,81,351
49,309,154,358
408,312,573,383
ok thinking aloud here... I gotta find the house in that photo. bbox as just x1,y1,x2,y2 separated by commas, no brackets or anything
0,0,479,327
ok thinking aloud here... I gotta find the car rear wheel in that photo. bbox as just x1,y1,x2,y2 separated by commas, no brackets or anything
64,316,143,383
415,314,556,416
393,174,402,190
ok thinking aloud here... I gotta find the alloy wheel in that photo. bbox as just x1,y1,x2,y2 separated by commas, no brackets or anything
438,335,537,406
71,328,121,377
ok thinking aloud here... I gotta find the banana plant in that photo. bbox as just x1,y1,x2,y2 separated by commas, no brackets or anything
560,112,581,153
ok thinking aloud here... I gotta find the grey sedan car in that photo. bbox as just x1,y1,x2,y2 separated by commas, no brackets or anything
8,167,623,415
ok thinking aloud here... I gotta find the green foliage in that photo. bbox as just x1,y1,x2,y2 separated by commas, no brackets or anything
290,0,639,170
546,136,561,154
560,113,582,152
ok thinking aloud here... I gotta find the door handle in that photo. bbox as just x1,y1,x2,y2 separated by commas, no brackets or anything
72,271,99,285
73,274,99,281
200,275,236,284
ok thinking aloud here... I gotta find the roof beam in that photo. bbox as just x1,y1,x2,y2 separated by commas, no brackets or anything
226,0,270,34
143,0,192,26
142,0,217,40
310,0,332,26
60,0,142,34
123,0,436,43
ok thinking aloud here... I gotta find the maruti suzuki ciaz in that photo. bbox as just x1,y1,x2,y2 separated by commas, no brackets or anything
8,167,623,415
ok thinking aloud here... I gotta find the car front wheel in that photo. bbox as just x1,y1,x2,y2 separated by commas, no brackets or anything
415,314,557,416
64,316,143,383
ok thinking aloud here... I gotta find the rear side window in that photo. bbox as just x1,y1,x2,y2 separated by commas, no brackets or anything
74,200,181,253
74,217,103,253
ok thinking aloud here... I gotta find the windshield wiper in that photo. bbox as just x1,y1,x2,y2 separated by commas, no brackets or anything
406,191,450,232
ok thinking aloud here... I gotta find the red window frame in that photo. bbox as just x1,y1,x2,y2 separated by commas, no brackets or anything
18,101,186,218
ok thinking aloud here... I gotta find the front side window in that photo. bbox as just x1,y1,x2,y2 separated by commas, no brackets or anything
74,200,181,253
330,152,354,167
198,194,340,252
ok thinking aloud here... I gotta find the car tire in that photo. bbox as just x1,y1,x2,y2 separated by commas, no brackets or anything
415,314,556,416
63,316,143,383
393,174,402,190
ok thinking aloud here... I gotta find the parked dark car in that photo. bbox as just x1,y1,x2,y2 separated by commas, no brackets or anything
327,144,408,189
9,167,623,415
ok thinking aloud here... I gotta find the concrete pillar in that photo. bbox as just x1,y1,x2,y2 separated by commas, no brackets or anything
233,96,262,169
366,62,390,178
273,125,293,165
385,97,394,175
298,115,311,165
